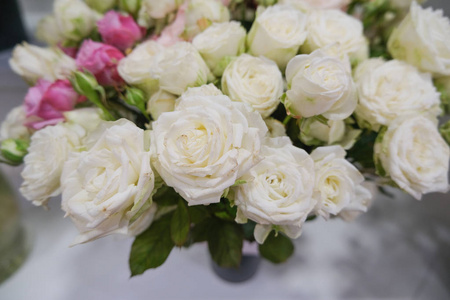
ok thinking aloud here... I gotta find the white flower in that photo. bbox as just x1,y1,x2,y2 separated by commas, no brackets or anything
388,2,450,77
139,0,181,20
36,16,64,46
61,119,155,244
247,4,308,69
118,40,164,97
180,84,223,99
151,93,267,206
63,108,104,133
20,123,86,206
374,114,450,200
265,118,286,138
354,59,441,131
184,0,230,39
280,0,350,10
277,0,311,12
222,54,283,118
53,0,100,42
311,146,368,219
302,9,368,64
150,42,213,96
192,21,246,76
9,43,76,85
339,182,375,222
0,106,31,142
285,49,357,120
147,89,177,120
234,137,315,243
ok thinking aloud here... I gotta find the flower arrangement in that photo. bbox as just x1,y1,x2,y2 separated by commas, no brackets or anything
1,0,449,276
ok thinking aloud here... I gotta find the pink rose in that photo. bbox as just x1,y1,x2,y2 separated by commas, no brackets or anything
97,11,145,51
24,79,85,130
156,2,187,46
59,45,78,58
76,40,125,86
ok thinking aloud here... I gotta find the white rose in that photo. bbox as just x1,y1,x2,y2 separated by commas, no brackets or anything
311,146,369,219
300,118,361,150
147,89,177,120
150,42,213,96
20,123,86,206
222,54,283,118
36,16,64,46
354,59,441,131
184,0,230,39
339,182,375,222
63,108,104,133
9,43,76,85
192,21,246,76
265,118,286,138
280,0,350,10
374,114,450,200
180,84,223,99
53,0,100,42
285,49,357,120
151,93,268,205
0,106,31,142
61,119,155,244
247,4,308,70
234,137,315,243
388,2,450,77
139,0,181,20
118,40,164,97
352,57,385,82
277,0,311,12
302,9,369,64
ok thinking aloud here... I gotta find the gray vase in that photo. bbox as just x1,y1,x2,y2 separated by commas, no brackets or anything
211,254,261,283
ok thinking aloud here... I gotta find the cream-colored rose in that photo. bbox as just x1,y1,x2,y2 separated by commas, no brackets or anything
278,0,311,12
9,43,76,85
0,106,31,142
234,137,315,243
302,9,369,64
280,0,350,10
285,49,357,120
118,40,164,97
20,123,86,206
139,0,181,20
222,54,283,118
184,0,230,39
265,118,286,138
180,84,223,99
300,118,361,150
354,59,441,131
53,0,100,42
339,183,374,222
247,4,308,70
150,42,213,96
147,89,177,120
35,16,64,46
192,21,246,76
63,108,104,132
61,119,155,244
388,2,450,77
374,114,449,200
311,146,369,219
151,93,267,205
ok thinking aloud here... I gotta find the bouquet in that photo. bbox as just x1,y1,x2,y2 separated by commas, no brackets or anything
1,0,449,276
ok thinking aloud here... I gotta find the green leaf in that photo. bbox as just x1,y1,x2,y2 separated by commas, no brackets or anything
187,205,210,224
170,199,190,247
210,198,237,222
207,219,243,268
242,221,256,242
259,231,294,264
129,214,174,276
153,186,181,207
190,218,213,243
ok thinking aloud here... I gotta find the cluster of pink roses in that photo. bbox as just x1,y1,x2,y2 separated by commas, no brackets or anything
24,11,145,129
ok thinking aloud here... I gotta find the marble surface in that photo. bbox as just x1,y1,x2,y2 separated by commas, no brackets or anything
1,1,450,299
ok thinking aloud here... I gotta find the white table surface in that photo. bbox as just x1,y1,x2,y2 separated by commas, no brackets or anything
1,1,450,297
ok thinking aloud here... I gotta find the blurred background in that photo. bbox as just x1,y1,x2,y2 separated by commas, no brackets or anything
0,1,449,300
